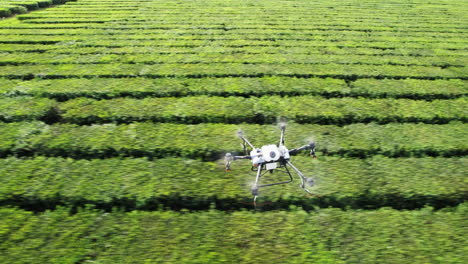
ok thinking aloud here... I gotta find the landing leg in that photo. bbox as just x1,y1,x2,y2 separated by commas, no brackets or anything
251,165,262,196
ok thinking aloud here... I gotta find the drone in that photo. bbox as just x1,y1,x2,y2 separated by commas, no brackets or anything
224,123,316,203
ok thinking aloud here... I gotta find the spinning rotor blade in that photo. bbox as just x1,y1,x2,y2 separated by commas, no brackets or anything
224,153,233,171
308,141,317,158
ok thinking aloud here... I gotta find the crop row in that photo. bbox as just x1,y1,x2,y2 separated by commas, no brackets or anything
14,12,464,22
0,52,465,67
3,22,466,34
15,15,464,23
1,156,466,210
73,40,468,50
2,17,465,31
15,20,466,33
59,0,458,8
0,77,349,99
60,96,467,124
2,37,466,49
0,63,464,80
15,13,463,23
0,96,57,122
2,13,465,29
2,36,466,51
1,44,466,58
0,0,74,18
1,28,464,39
0,96,465,124
1,29,466,44
0,121,466,159
1,77,465,100
1,205,466,264
15,15,464,27
44,3,463,17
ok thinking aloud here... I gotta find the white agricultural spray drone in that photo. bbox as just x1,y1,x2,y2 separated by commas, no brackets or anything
225,123,316,204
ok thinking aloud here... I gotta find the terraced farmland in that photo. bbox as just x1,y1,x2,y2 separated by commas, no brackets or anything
0,0,467,263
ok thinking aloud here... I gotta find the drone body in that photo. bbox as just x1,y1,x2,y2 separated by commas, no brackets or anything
225,124,316,201
250,144,289,167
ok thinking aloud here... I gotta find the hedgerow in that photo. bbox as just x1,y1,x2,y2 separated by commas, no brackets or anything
351,78,468,99
0,77,348,99
1,205,467,263
0,95,465,125
1,122,465,159
0,63,463,79
2,1,39,11
57,96,467,125
1,77,465,100
0,0,75,18
2,35,465,50
1,27,464,39
0,207,105,264
6,21,465,33
0,156,465,210
0,52,465,67
0,121,46,157
1,43,465,57
0,97,57,122
0,29,466,44
0,6,27,17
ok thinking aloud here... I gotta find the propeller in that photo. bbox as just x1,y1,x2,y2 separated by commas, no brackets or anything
224,153,233,171
308,141,317,158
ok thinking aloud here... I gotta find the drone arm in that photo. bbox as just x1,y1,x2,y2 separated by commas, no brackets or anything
237,130,256,150
286,160,313,194
289,142,316,157
279,123,286,146
225,153,251,171
239,135,255,150
288,145,308,153
233,155,251,160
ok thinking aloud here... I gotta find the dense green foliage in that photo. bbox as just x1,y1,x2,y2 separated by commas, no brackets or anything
0,156,465,210
351,79,467,99
58,96,467,124
0,121,46,157
0,97,56,122
0,0,466,262
0,52,466,67
0,96,465,125
1,122,466,159
0,0,74,18
0,63,464,79
2,78,465,100
1,205,467,263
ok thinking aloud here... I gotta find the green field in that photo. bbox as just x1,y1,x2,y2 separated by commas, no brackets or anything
0,0,467,263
